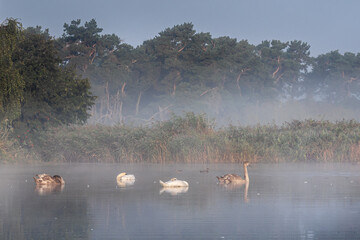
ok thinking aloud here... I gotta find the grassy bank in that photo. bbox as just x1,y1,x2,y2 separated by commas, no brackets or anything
0,123,39,163
25,113,360,163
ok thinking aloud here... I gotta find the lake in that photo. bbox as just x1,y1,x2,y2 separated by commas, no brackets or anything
1,163,360,239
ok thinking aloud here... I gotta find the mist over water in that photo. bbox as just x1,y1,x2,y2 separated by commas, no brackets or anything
1,163,360,239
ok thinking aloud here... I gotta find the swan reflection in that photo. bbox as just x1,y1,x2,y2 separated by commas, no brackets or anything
160,186,189,196
35,184,64,196
159,178,189,188
219,181,249,202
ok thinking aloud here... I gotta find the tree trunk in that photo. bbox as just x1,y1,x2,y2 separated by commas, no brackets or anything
236,68,250,96
135,92,142,115
121,82,126,98
105,82,110,114
119,101,123,125
272,56,281,79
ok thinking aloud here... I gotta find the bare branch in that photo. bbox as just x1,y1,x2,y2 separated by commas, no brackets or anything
178,45,186,52
200,87,218,97
274,73,284,84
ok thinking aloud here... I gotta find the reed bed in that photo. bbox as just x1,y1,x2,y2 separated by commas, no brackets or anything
28,114,360,163
0,123,38,163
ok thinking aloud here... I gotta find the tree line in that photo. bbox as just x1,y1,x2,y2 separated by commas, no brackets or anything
56,19,360,125
2,17,360,132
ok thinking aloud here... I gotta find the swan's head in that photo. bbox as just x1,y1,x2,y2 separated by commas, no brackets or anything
53,175,65,185
117,172,127,181
35,173,48,179
170,178,177,181
243,161,250,167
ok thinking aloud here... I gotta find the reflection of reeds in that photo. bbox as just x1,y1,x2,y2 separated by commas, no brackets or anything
218,181,249,202
34,114,360,163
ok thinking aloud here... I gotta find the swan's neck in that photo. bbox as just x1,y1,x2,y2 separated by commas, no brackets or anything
244,164,249,182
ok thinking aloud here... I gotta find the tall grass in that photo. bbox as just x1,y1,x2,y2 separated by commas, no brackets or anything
0,121,38,163
32,114,360,163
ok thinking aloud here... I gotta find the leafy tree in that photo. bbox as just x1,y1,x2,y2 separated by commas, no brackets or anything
0,19,24,123
281,40,312,98
255,40,312,100
60,19,121,73
58,19,126,123
60,19,102,72
307,51,360,104
218,39,261,98
256,40,288,85
63,19,102,45
12,26,95,132
142,23,213,95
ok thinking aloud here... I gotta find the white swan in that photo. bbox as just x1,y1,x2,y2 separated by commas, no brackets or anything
117,172,135,181
116,172,135,187
159,178,189,188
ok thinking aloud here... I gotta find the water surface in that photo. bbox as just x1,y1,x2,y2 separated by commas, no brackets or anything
1,163,360,239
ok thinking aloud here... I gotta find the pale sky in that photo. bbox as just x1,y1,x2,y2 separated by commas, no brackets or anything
1,0,360,56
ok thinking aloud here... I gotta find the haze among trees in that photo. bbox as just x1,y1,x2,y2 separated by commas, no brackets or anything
2,18,360,130
56,19,360,126
2,18,360,163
